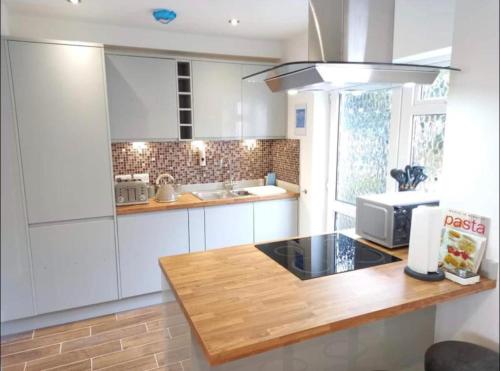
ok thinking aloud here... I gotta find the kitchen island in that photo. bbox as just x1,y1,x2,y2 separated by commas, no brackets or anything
159,232,496,371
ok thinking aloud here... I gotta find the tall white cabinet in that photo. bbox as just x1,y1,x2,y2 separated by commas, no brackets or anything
3,40,118,317
1,40,35,322
9,41,115,224
30,219,118,314
106,54,178,141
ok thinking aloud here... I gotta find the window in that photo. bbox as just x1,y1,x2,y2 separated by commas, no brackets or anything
336,89,393,205
327,70,450,232
399,70,449,188
410,113,447,182
420,71,450,101
334,212,356,231
327,87,401,231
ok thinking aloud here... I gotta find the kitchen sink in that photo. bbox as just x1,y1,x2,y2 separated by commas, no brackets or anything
192,189,251,201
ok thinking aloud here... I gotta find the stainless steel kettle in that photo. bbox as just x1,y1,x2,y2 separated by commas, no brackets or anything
155,173,178,203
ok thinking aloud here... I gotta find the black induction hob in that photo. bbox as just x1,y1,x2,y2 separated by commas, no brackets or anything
256,233,401,280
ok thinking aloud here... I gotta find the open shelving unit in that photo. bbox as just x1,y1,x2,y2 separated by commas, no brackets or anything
176,61,193,140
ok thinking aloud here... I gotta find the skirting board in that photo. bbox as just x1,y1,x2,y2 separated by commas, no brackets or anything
1,290,175,336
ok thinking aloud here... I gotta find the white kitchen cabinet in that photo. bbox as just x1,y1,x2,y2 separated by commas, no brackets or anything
205,204,254,250
192,60,242,139
117,209,189,298
30,219,118,314
1,41,35,322
106,54,178,141
8,41,114,224
188,208,205,252
242,64,287,138
254,199,298,243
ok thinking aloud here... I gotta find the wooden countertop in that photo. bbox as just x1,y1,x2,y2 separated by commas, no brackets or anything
159,232,496,365
116,191,299,215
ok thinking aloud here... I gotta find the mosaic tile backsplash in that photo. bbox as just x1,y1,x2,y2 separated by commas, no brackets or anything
111,140,300,185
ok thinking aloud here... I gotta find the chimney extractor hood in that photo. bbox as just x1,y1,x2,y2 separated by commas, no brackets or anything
244,0,459,92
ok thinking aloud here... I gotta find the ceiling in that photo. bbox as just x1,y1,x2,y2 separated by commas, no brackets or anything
3,0,309,41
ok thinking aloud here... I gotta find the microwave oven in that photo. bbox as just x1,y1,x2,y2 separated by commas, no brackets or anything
355,192,439,248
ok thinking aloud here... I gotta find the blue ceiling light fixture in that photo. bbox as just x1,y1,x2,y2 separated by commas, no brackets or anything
152,9,177,24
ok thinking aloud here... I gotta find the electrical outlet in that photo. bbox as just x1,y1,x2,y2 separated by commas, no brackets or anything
115,174,132,181
133,173,150,183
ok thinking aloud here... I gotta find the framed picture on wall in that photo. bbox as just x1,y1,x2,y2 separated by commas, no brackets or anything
294,104,307,136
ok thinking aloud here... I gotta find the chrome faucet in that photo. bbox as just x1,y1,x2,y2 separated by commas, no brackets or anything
220,159,235,190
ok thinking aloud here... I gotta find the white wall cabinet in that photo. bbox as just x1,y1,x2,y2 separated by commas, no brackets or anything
254,199,298,243
205,203,254,250
106,54,178,141
117,210,189,298
30,219,118,314
192,60,242,139
1,41,35,322
242,64,287,138
8,41,115,224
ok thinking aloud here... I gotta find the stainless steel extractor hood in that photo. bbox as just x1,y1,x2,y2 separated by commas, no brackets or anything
244,0,459,92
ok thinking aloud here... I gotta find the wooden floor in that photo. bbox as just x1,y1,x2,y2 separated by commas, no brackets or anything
0,303,191,371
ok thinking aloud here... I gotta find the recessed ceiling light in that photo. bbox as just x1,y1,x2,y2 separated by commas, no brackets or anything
66,0,81,4
228,18,240,26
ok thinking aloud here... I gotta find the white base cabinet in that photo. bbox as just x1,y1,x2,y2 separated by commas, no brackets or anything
188,208,206,253
254,199,298,243
117,210,189,298
30,219,118,314
205,204,254,250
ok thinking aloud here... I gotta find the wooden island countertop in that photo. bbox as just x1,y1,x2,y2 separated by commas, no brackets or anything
116,191,299,215
159,233,496,366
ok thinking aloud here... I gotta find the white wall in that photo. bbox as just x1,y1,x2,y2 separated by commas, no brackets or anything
435,0,499,350
287,92,330,236
281,31,308,63
393,0,455,60
5,13,282,59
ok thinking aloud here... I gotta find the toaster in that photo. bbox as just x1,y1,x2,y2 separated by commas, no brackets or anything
355,192,439,248
115,179,149,206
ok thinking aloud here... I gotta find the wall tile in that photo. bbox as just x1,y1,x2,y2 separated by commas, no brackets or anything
111,140,299,185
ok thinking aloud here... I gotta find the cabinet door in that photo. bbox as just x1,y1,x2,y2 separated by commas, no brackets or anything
1,41,35,322
117,210,189,298
106,54,178,141
30,219,118,314
188,208,205,253
8,41,114,224
254,199,298,243
242,64,287,138
192,61,242,139
205,204,254,250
